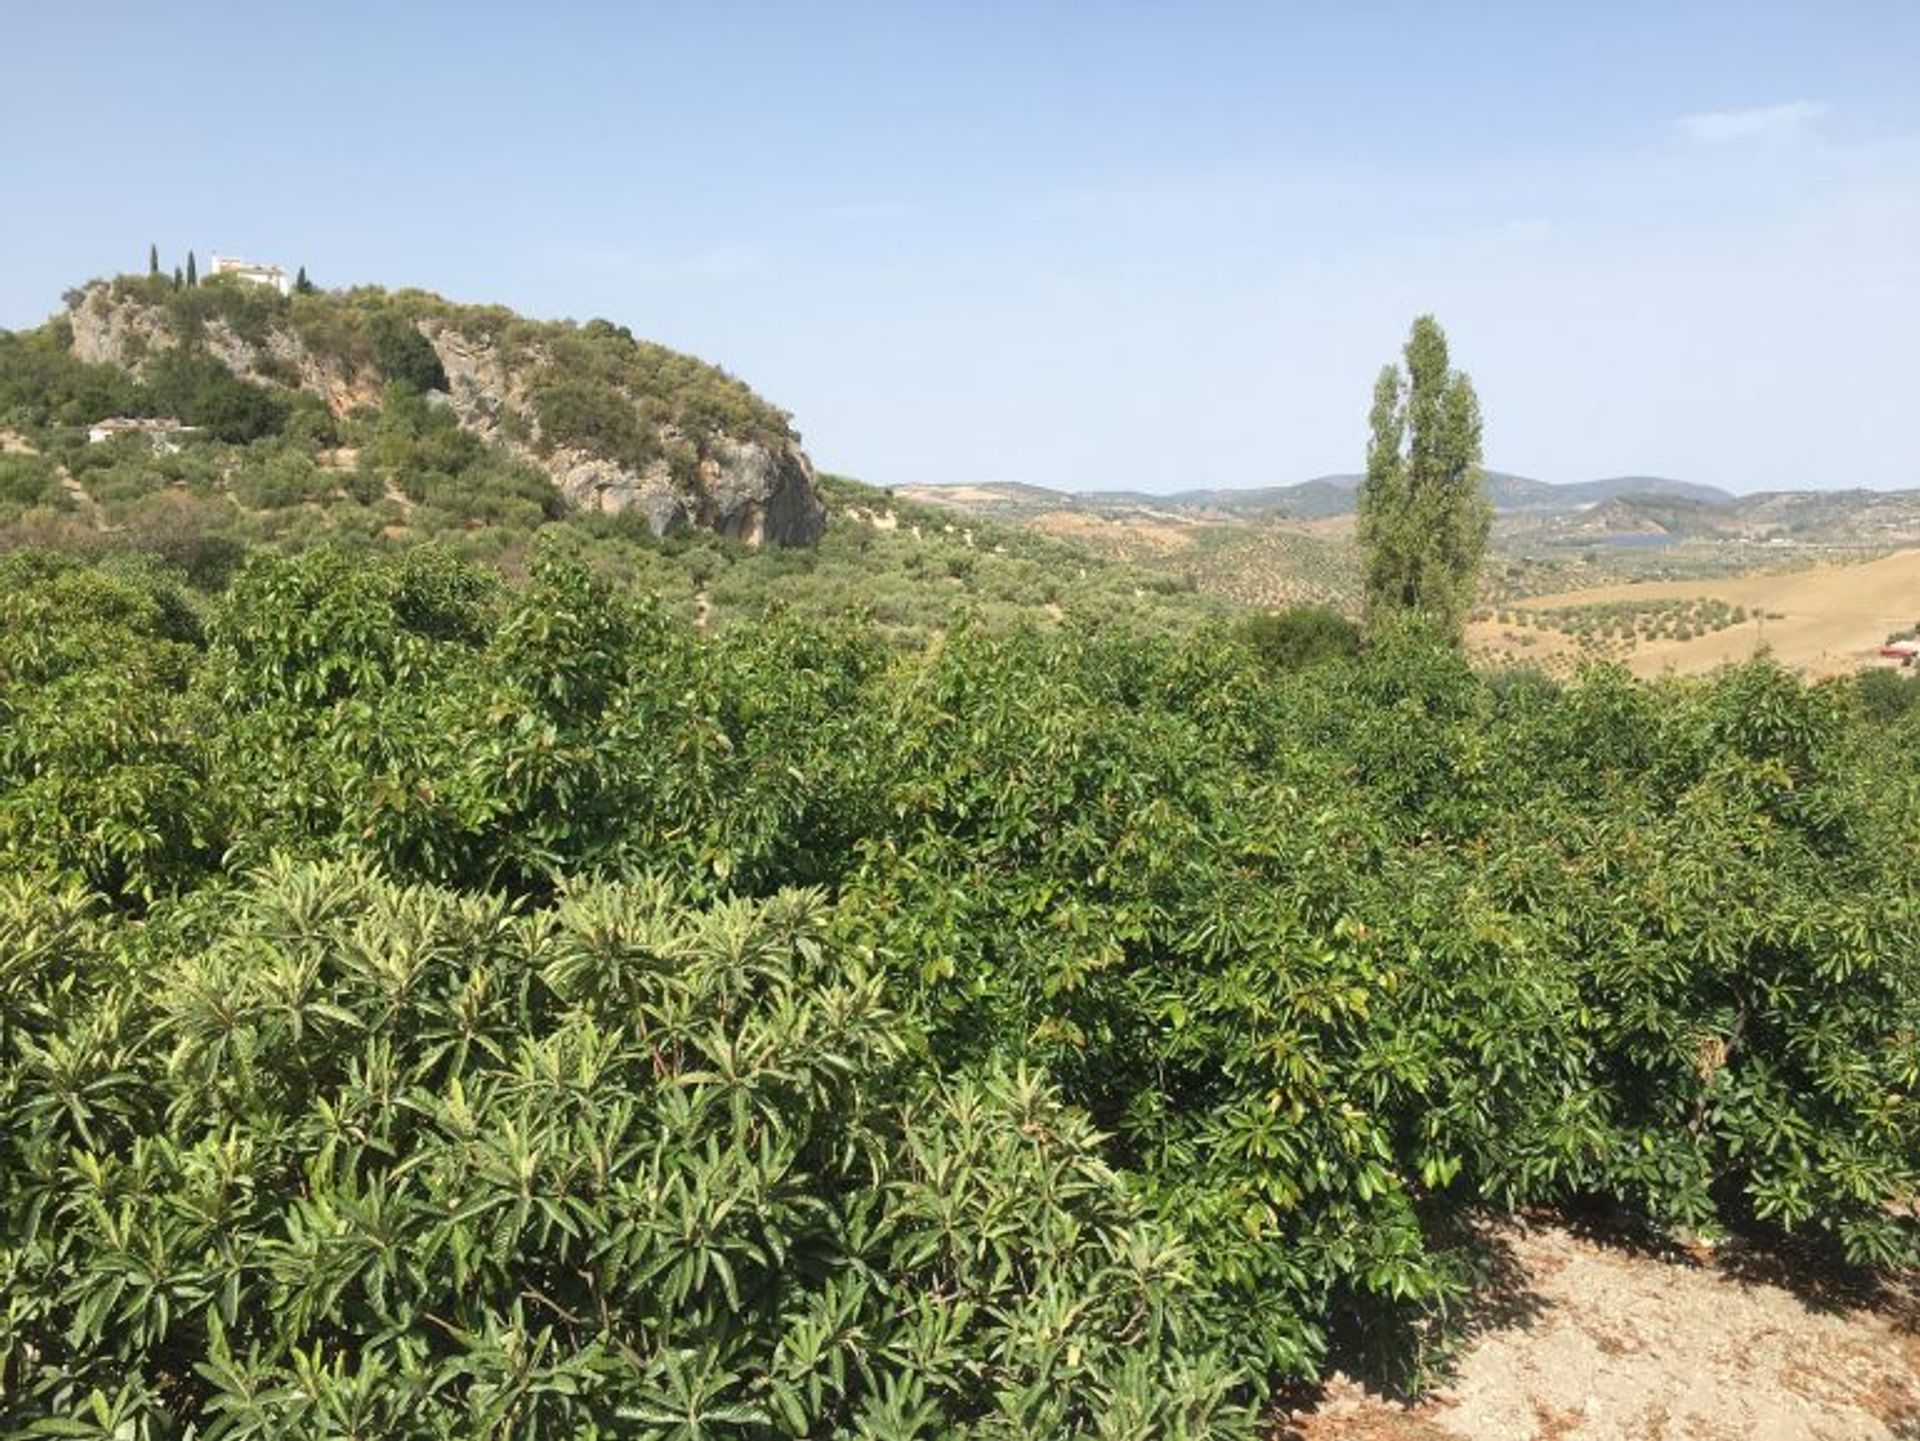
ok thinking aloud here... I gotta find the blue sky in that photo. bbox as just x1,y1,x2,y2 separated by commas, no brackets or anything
4,2,1917,492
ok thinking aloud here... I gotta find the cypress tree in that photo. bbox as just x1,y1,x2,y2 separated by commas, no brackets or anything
295,265,313,295
173,265,183,290
1355,315,1490,642
186,251,198,288
148,243,159,277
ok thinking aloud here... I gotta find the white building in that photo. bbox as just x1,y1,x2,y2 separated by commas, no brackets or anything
88,417,199,453
209,255,293,297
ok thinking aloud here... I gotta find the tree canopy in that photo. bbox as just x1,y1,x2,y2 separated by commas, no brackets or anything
3,543,1918,1436
1356,315,1491,640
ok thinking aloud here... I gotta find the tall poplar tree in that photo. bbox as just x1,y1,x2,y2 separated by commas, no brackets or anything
1355,315,1490,641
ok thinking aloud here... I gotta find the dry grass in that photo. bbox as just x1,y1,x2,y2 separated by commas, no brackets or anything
1470,547,1920,680
1029,508,1197,555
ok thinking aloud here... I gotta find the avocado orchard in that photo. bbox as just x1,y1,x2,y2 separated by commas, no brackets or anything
2,543,1918,1435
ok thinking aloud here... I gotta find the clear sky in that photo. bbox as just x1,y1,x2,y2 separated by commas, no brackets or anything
4,2,1917,493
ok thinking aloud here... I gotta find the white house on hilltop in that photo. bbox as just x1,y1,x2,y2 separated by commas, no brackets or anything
209,255,293,296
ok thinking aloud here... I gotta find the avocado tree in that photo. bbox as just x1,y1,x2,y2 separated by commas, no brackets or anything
1356,316,1490,641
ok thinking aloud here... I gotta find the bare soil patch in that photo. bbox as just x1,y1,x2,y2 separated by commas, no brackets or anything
1030,508,1197,555
1280,1220,1920,1441
57,471,103,527
896,483,1021,507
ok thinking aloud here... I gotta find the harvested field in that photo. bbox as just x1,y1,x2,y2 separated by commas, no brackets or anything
1470,547,1920,679
1030,507,1198,555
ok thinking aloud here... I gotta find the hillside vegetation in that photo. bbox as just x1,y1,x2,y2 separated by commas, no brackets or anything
3,541,1919,1435
3,267,822,559
900,466,1920,664
72,272,798,462
1,273,1238,645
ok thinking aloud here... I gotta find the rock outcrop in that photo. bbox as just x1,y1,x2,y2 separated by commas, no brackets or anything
419,321,824,544
64,281,826,547
67,285,385,417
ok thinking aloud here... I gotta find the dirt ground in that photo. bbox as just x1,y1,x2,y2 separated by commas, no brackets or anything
896,483,1027,507
1469,548,1920,680
1029,508,1198,554
1279,1219,1920,1441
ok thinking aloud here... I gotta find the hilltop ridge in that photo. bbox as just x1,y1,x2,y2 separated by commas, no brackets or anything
40,271,825,545
899,471,1741,521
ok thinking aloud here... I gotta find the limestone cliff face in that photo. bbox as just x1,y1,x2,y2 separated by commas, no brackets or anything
421,322,824,544
67,285,384,416
64,282,826,547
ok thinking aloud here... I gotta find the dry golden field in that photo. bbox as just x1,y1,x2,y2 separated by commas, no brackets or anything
1470,547,1920,679
879,482,1920,680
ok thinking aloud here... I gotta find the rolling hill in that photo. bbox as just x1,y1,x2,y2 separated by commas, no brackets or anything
899,471,1741,520
5,270,825,546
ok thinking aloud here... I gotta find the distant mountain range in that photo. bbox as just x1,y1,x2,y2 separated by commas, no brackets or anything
1081,472,1740,519
899,472,1741,521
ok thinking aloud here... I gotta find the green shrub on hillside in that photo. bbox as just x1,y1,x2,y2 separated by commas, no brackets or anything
528,372,661,470
355,385,563,530
1856,665,1920,725
146,352,290,444
172,271,291,346
0,327,146,431
1234,605,1362,670
287,291,378,374
0,453,65,520
231,448,336,510
368,307,448,392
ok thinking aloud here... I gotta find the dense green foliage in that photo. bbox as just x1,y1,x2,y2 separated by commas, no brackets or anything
1856,664,1920,724
367,308,450,394
0,453,68,524
0,326,145,431
4,543,1919,1434
0,866,1241,1437
1357,316,1491,641
1232,605,1361,670
523,316,790,484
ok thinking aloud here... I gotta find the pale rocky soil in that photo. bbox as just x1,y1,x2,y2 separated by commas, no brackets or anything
1280,1219,1920,1441
1469,547,1920,681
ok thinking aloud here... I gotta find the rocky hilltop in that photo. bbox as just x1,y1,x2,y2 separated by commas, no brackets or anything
64,276,825,545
